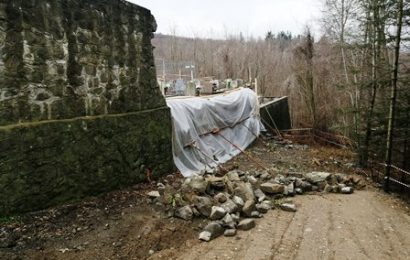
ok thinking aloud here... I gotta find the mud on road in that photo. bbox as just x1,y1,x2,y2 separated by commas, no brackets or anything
1,140,410,260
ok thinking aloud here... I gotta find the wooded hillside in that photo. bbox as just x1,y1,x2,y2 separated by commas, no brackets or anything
153,0,410,189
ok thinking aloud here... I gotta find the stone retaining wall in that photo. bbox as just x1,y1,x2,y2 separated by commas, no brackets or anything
0,0,174,215
0,0,164,124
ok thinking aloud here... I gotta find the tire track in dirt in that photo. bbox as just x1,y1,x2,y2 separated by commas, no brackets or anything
165,190,410,260
269,212,296,260
241,210,293,260
344,220,371,259
286,214,308,260
367,196,400,259
366,193,410,259
325,205,336,260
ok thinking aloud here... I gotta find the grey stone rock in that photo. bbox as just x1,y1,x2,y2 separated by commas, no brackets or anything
335,173,347,183
280,203,297,212
222,213,236,229
207,176,225,190
256,203,271,213
251,211,263,218
224,229,237,237
327,174,339,185
194,196,213,217
236,170,246,176
274,174,287,184
295,188,303,194
237,219,256,230
234,182,255,201
254,189,267,202
352,176,366,189
242,199,256,217
192,206,201,217
294,178,304,188
261,200,273,209
287,172,305,178
157,183,166,190
341,187,354,194
260,172,271,180
214,193,228,203
254,171,263,178
232,196,245,208
147,191,160,198
300,181,312,191
210,206,227,220
203,221,224,240
317,181,327,191
221,199,239,213
199,231,212,241
225,179,235,194
260,183,285,194
324,184,333,193
284,183,295,196
305,172,332,184
231,212,240,222
187,176,208,194
227,171,241,182
247,175,258,185
175,206,193,220
337,183,347,192
332,185,340,193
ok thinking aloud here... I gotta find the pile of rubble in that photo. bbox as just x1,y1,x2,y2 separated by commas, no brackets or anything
147,170,365,242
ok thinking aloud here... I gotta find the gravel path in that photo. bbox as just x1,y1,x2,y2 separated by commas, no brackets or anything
157,190,410,260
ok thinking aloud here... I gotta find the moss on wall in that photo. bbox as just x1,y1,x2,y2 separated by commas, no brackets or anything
0,107,173,215
0,0,174,215
0,0,164,126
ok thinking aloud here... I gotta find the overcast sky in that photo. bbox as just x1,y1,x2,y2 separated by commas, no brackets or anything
129,0,323,39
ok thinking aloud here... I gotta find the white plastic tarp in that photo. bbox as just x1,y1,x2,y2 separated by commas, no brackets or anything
166,88,261,177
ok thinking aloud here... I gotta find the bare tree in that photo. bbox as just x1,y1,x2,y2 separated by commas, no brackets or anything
384,0,404,192
322,0,359,83
293,28,317,127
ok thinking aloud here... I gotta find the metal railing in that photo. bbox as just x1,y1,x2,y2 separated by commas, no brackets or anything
381,163,410,192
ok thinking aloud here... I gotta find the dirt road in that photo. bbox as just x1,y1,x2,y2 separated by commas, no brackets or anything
153,190,410,260
2,142,410,260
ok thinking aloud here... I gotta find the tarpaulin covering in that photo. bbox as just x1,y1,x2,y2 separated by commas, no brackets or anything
166,88,261,177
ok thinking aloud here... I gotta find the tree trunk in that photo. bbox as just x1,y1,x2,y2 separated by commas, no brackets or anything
384,0,404,192
361,0,380,167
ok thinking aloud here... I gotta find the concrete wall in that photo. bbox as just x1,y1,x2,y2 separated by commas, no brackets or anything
260,97,292,131
0,0,174,215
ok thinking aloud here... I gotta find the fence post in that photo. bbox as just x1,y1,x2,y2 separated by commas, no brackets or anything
384,164,390,192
